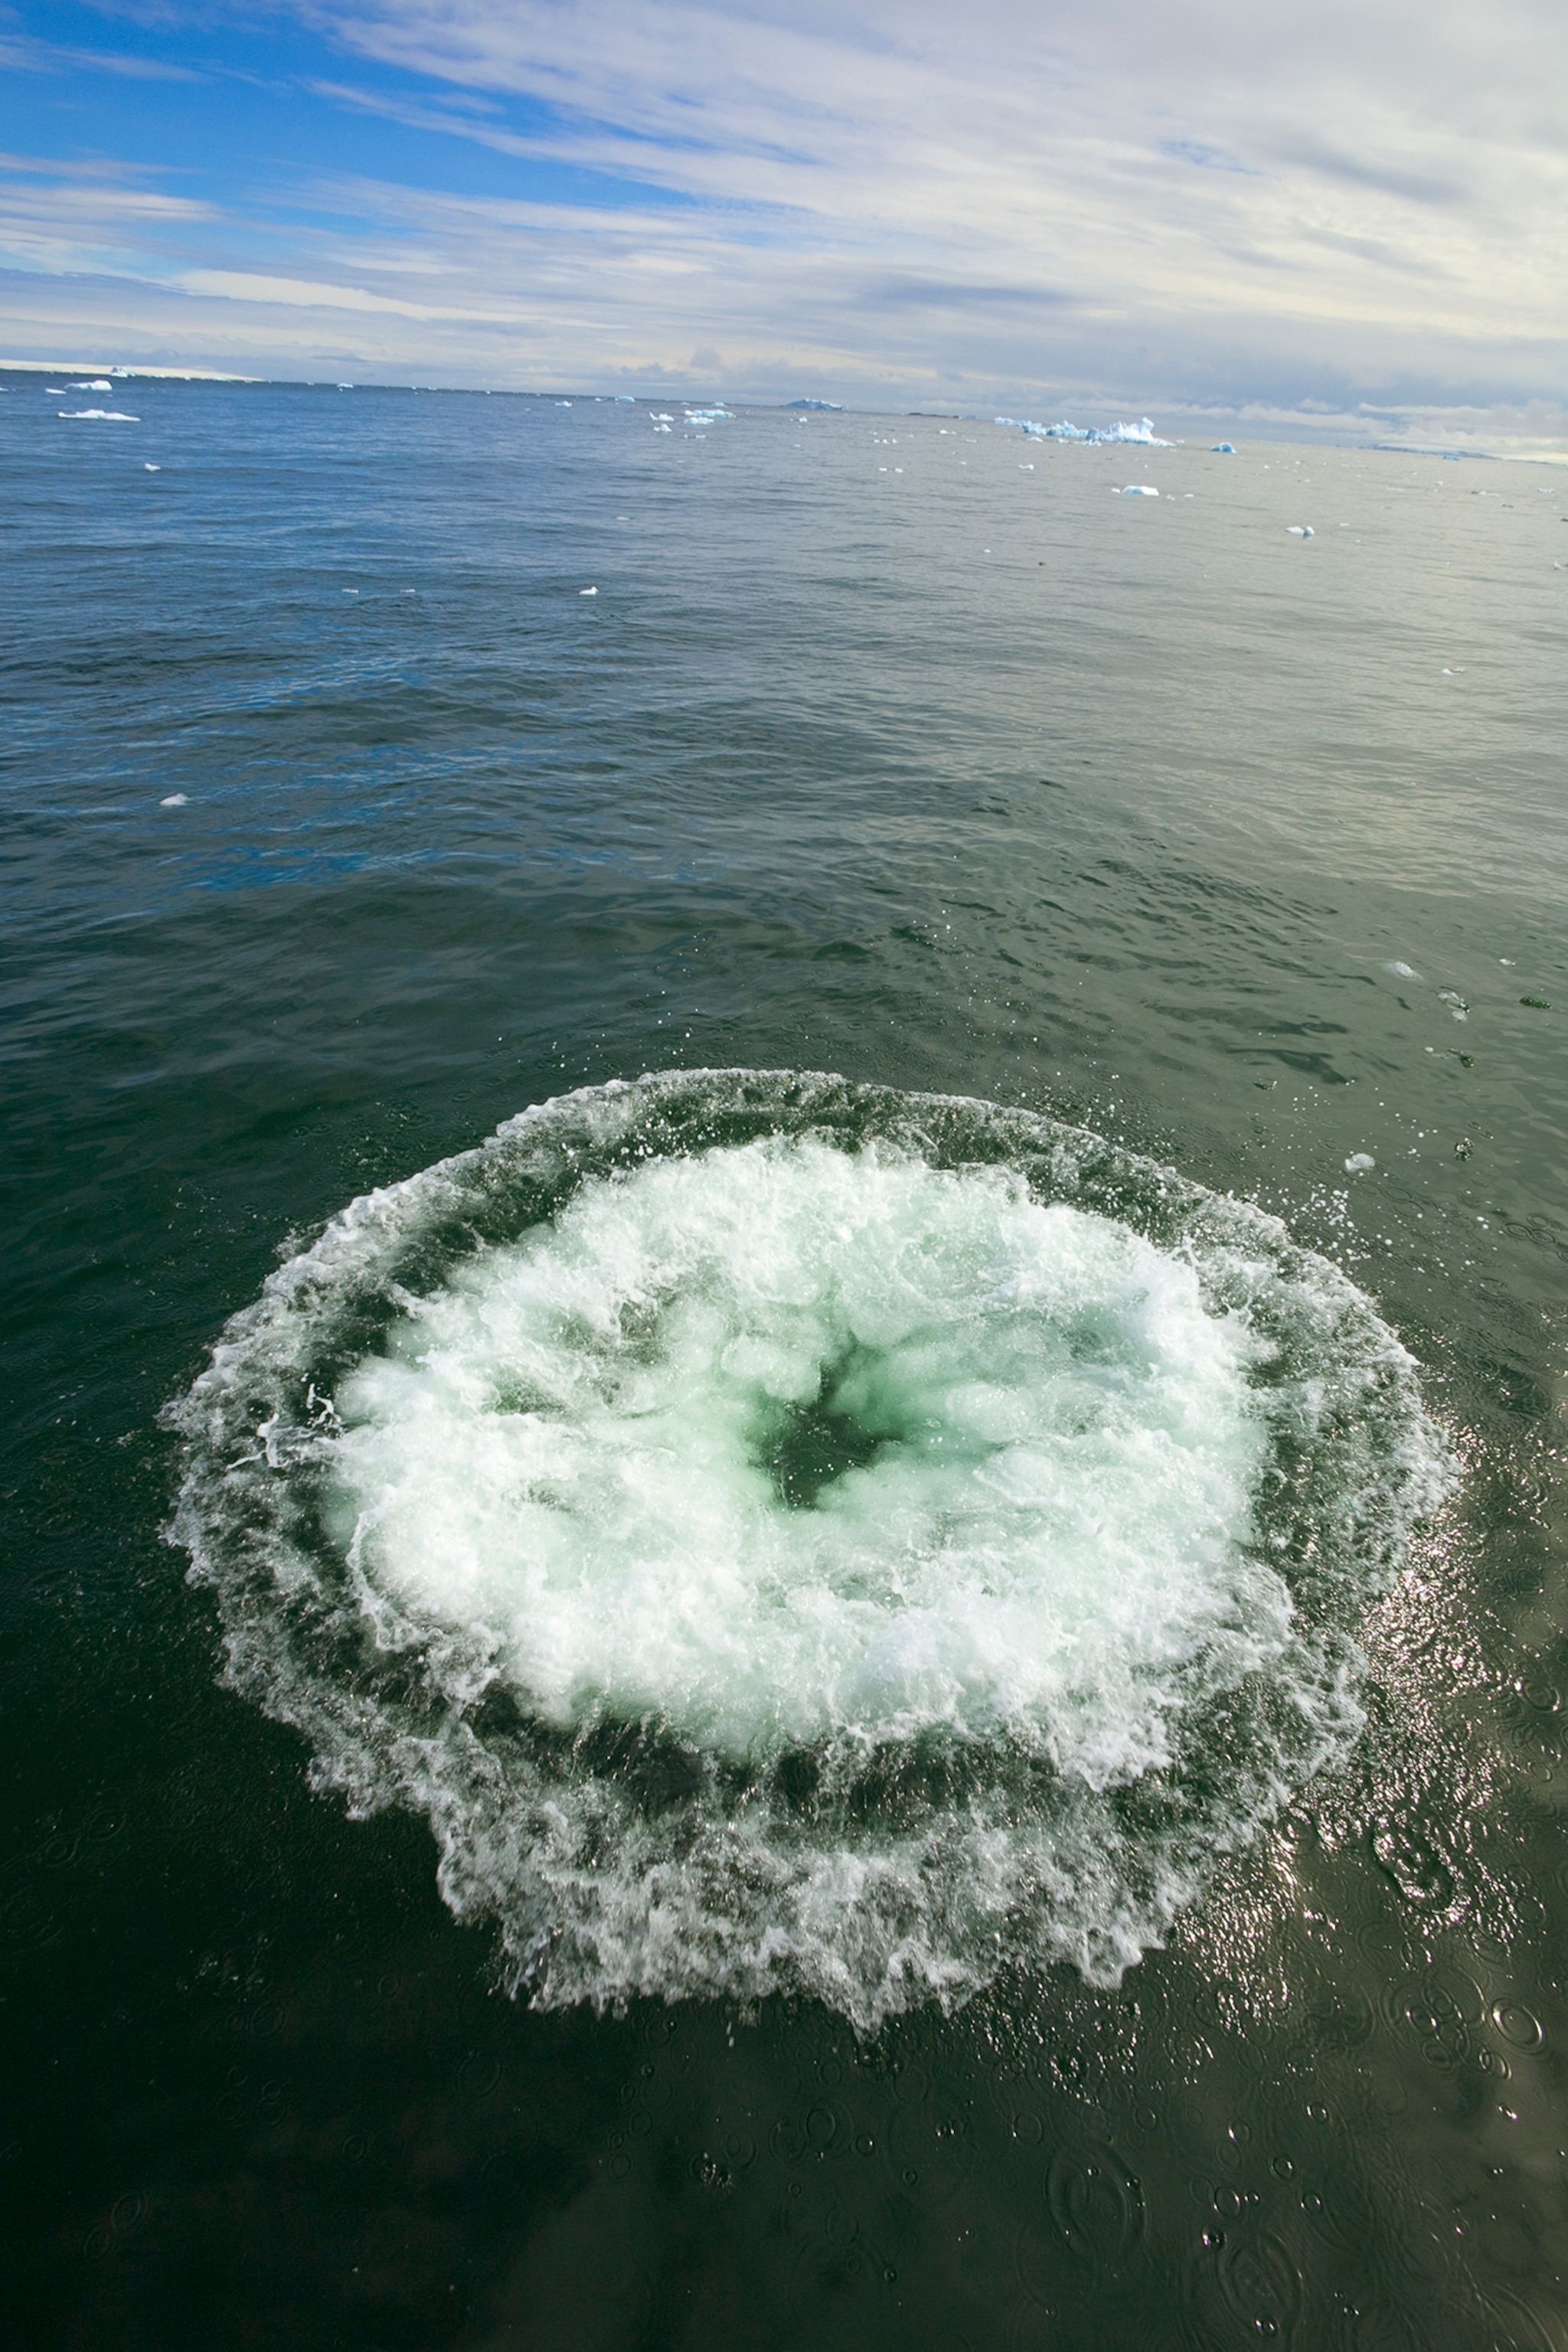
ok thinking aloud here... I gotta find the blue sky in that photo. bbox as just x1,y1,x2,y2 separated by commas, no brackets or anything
2,0,1565,449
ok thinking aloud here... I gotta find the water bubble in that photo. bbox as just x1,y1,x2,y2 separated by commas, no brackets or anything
167,1071,1452,2028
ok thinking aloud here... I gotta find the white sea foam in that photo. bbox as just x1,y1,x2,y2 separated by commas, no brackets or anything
59,408,139,421
168,1071,1452,2027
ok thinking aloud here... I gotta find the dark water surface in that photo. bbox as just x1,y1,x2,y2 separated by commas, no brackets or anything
5,377,1568,2347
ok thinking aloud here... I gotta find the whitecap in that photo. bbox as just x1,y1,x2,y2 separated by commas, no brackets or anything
59,409,139,422
167,1071,1452,2029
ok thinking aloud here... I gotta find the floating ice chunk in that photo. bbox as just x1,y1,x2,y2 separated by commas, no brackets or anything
69,380,113,392
1383,961,1421,979
45,387,65,395
1438,990,1468,1021
59,409,139,421
788,398,842,410
1286,524,1315,537
1117,484,1160,496
997,415,1169,446
616,395,635,403
1344,1153,1376,1174
556,400,572,407
1211,442,1236,453
160,793,188,807
143,462,161,472
579,586,598,596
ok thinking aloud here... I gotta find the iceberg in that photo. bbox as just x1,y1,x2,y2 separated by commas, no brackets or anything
995,415,1171,446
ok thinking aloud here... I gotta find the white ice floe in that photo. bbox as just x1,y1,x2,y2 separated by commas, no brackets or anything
1286,525,1315,537
1383,961,1422,980
579,586,598,596
160,793,188,807
1344,1154,1376,1174
1118,484,1160,496
1211,442,1236,453
60,409,139,421
144,462,161,472
69,379,112,392
998,414,1172,446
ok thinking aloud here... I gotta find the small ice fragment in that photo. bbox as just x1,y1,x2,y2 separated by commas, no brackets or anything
1286,524,1315,537
45,387,65,396
70,380,112,392
1210,442,1235,453
343,587,358,595
160,793,188,807
144,462,160,472
1344,1153,1375,1174
580,586,598,596
1118,484,1159,496
1438,990,1468,1020
1383,960,1420,978
616,395,635,403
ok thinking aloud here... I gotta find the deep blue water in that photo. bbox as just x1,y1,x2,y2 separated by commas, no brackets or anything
5,374,1568,2347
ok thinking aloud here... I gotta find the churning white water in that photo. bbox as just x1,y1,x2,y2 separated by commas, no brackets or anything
330,1141,1278,1779
168,1071,1452,2027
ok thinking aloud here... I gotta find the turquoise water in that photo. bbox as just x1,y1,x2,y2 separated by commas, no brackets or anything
5,377,1568,2346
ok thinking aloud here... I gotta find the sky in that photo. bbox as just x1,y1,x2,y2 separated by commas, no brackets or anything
2,0,1565,448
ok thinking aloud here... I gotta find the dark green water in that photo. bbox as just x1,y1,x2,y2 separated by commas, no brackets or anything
5,376,1568,2347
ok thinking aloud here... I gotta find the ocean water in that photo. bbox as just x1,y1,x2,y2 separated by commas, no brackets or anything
5,376,1568,2348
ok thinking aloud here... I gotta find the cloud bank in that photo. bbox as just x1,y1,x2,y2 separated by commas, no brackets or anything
2,0,1564,445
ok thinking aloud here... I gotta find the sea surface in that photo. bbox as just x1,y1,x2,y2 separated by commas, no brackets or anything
5,374,1568,2349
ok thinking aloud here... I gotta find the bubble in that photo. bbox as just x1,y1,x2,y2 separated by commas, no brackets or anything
167,1070,1453,2029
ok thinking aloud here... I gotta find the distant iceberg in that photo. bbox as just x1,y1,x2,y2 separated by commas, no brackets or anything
787,399,843,410
995,414,1172,446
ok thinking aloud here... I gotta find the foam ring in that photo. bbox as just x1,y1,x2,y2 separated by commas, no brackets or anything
167,1070,1452,2026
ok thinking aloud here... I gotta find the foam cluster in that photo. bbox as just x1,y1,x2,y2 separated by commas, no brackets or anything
168,1071,1452,2027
